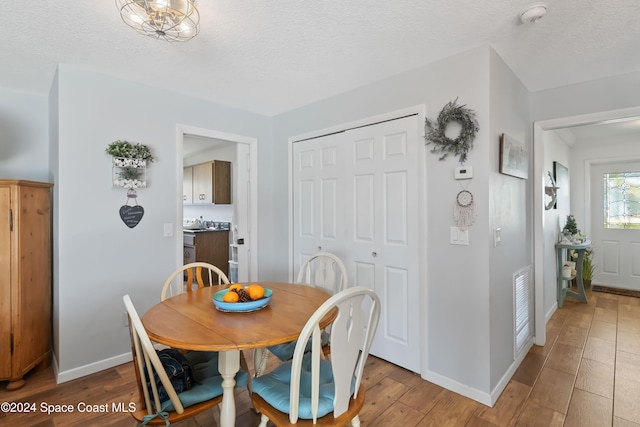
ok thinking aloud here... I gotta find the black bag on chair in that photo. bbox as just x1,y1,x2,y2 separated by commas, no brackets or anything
146,348,195,404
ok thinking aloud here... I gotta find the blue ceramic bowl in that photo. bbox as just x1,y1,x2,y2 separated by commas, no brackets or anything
213,287,273,312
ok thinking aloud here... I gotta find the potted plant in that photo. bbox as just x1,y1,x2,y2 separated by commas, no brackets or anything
563,214,578,237
106,140,154,188
582,247,595,288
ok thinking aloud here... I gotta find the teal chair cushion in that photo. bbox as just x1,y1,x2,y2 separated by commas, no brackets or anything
161,351,249,412
267,331,330,361
252,353,335,419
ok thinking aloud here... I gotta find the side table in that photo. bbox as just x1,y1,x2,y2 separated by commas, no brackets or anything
556,240,591,307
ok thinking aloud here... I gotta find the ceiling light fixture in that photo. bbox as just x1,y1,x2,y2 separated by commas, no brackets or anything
520,4,547,24
116,0,200,42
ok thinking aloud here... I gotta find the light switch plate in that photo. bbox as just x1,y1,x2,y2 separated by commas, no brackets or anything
494,227,501,246
163,223,173,237
450,226,469,245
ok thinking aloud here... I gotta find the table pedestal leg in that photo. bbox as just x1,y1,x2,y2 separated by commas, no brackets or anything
219,350,239,427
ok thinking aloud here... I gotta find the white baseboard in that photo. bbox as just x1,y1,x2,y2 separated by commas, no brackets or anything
546,302,557,324
420,338,534,408
488,339,534,406
55,352,132,384
421,370,492,407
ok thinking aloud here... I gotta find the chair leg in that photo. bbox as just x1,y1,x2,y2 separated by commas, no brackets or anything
254,347,270,377
351,415,361,427
259,413,270,427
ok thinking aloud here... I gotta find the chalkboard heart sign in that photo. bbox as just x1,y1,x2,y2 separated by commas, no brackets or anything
120,205,144,228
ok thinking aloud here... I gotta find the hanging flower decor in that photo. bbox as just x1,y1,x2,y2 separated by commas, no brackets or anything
106,140,154,189
425,98,479,164
106,140,154,163
106,140,153,228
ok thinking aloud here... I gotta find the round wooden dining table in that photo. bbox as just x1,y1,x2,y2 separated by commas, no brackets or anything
141,282,334,427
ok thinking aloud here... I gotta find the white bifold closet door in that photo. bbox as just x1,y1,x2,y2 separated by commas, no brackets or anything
292,115,421,373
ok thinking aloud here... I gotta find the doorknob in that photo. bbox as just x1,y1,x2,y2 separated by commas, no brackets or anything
372,252,377,257
318,246,322,251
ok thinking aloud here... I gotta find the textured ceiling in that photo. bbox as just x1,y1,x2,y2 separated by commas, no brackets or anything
0,1,638,117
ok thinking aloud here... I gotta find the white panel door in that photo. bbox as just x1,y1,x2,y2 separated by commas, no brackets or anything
343,116,421,373
292,133,344,276
591,162,640,290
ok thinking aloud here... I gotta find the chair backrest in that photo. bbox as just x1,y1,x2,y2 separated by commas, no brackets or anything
161,262,230,301
296,252,348,295
123,294,186,415
288,286,380,424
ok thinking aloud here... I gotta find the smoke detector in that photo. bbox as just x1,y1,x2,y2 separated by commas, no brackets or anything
520,4,547,24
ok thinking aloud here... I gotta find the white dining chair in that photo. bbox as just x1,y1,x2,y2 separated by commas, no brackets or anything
254,252,349,376
251,286,381,426
161,262,230,301
159,262,253,396
123,294,248,426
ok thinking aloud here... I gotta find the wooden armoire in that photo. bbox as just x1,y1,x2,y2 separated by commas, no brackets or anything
0,180,53,390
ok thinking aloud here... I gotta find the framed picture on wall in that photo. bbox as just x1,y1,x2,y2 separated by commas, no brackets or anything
553,161,569,210
499,133,528,179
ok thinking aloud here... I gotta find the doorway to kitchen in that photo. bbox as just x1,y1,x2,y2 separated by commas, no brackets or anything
177,124,258,282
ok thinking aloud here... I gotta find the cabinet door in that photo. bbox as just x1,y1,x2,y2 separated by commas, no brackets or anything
212,161,231,204
0,186,11,378
192,163,212,203
192,161,231,204
183,167,193,204
13,184,52,376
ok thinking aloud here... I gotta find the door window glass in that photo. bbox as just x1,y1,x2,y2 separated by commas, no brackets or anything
603,171,640,229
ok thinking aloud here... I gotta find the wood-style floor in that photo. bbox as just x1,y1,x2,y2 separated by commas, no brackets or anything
2,287,640,426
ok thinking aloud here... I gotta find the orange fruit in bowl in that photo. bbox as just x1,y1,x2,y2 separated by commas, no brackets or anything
247,284,265,300
223,291,239,303
228,284,244,293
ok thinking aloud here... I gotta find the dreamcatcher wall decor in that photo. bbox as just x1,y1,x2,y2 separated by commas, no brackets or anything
425,98,479,164
454,188,476,230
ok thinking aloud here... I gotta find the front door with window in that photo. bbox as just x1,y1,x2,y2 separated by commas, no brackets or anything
591,162,640,290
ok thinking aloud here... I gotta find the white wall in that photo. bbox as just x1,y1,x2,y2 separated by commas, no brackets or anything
542,132,571,318
488,50,532,393
52,65,272,379
532,69,640,122
0,88,49,182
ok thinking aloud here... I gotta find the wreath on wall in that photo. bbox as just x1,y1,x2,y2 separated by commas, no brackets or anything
425,98,479,164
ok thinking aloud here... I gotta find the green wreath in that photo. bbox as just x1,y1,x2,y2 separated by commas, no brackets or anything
425,98,479,164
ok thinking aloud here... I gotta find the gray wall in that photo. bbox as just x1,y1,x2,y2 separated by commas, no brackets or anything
272,45,530,401
0,88,49,182
488,50,532,393
52,65,272,378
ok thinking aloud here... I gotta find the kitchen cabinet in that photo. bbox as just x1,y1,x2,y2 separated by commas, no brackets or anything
183,231,230,281
183,166,193,204
0,180,53,390
192,160,231,204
